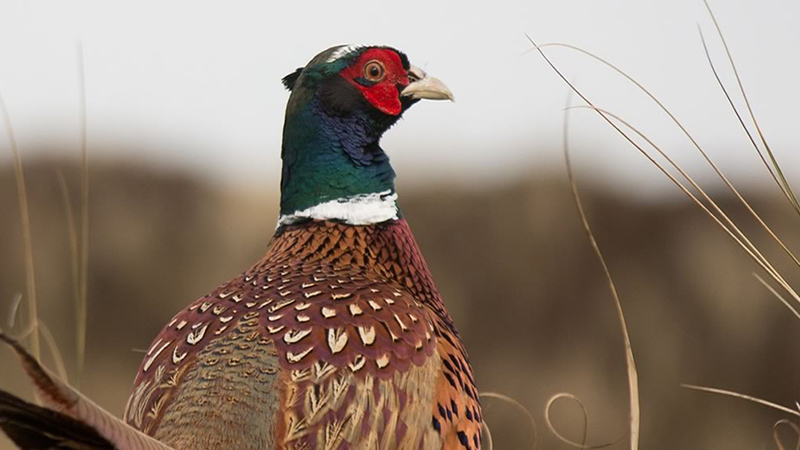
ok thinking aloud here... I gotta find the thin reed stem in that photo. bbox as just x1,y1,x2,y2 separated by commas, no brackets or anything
0,90,40,361
57,170,82,367
562,100,639,450
77,42,89,379
38,320,69,383
538,42,800,271
702,0,800,215
682,384,800,417
529,38,800,313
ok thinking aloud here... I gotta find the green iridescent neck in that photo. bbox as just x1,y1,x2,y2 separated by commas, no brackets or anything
278,94,400,224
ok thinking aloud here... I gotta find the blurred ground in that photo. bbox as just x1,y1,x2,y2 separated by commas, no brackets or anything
1,157,800,449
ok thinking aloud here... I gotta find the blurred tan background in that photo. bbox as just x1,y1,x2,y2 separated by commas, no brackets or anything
2,155,800,449
2,1,800,449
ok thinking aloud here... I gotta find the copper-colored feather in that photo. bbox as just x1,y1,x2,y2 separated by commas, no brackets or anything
125,219,482,449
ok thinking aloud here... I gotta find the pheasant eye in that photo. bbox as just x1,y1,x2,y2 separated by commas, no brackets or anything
363,60,386,82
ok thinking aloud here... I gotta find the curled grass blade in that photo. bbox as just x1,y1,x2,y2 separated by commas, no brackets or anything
773,419,800,450
480,392,538,450
544,393,624,449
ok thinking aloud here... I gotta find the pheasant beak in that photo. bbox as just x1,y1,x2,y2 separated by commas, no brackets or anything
401,65,454,101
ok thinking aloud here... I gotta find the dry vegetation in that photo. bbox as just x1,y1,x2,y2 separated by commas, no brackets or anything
1,2,799,449
2,159,800,450
523,1,800,448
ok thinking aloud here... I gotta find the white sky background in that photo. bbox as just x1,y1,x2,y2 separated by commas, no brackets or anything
0,0,797,200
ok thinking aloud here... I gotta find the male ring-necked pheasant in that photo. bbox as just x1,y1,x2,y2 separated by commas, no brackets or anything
0,45,482,450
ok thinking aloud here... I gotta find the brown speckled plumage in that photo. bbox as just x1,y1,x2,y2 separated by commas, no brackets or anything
123,219,481,450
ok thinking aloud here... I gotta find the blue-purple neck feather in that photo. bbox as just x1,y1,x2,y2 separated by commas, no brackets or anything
279,94,397,216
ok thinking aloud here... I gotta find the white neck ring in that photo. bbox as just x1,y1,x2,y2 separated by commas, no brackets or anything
278,190,398,227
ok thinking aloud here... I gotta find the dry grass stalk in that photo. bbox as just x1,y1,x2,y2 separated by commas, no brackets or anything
56,170,83,349
700,0,800,216
561,103,640,450
682,384,799,417
531,0,800,441
0,91,40,362
77,41,90,380
37,320,69,383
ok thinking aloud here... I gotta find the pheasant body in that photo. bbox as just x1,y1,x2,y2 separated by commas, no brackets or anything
124,220,481,450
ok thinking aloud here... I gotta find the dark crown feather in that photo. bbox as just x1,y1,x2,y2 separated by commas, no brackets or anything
282,67,304,91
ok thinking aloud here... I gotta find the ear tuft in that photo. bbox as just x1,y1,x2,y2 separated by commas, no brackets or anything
282,68,304,91
318,75,363,116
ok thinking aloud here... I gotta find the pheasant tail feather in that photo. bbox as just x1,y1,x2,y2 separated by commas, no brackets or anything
0,389,114,450
0,332,175,450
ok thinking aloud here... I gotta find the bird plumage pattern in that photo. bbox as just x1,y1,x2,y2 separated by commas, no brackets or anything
0,44,481,450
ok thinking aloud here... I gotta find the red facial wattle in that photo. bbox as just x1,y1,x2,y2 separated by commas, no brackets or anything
339,48,410,116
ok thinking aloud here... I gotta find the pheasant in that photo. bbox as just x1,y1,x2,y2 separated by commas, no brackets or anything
0,45,482,450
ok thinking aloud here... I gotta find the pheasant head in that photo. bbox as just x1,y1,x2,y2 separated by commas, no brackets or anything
278,45,453,226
